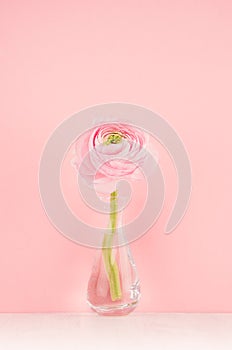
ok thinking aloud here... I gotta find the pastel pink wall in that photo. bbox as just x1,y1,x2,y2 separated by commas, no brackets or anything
1,0,232,312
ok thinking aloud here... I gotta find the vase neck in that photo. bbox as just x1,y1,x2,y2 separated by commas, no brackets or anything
116,209,123,229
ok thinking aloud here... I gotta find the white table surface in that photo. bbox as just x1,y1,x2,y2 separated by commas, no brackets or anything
0,313,231,350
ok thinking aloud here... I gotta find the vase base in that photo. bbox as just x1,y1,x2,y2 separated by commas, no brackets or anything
87,300,139,316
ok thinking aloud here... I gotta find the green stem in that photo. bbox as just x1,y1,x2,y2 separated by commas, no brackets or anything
102,190,122,301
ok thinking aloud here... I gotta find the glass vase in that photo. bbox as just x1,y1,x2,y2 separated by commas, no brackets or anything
87,191,141,316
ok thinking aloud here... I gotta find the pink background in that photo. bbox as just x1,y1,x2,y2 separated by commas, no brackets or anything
1,0,232,312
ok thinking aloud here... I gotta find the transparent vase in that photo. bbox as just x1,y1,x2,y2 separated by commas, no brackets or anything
87,191,141,316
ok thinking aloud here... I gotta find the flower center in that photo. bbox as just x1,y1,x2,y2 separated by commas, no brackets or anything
104,132,124,145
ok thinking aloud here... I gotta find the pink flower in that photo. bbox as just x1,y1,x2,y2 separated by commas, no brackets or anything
72,123,150,188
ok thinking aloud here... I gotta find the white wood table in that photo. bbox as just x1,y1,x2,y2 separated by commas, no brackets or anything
0,313,231,350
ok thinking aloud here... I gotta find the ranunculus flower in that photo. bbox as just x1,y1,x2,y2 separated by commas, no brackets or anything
72,123,150,188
